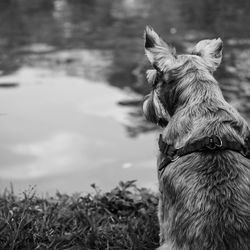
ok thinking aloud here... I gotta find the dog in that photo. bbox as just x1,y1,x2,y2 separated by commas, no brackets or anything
142,26,250,250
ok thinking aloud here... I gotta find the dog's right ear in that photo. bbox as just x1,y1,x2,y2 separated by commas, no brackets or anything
144,26,176,71
192,38,223,72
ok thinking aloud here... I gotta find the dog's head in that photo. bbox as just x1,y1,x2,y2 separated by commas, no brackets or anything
142,26,223,127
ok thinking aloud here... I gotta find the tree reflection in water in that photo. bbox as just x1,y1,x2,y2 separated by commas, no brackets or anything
0,0,250,137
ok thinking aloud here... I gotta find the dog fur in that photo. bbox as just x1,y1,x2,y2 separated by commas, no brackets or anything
142,26,250,250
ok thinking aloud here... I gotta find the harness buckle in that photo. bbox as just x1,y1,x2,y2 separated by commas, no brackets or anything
206,135,222,150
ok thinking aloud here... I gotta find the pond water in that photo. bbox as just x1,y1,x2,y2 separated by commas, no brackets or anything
1,0,250,194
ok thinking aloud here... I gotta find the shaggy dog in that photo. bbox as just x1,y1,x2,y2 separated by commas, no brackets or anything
142,26,250,250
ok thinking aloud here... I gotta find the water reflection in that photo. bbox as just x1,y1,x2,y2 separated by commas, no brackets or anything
1,0,250,193
0,64,157,193
23,48,113,81
0,83,19,88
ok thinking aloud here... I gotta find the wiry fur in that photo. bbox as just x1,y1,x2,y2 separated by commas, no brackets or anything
142,26,250,250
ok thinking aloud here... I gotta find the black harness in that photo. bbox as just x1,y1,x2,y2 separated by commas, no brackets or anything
158,134,250,176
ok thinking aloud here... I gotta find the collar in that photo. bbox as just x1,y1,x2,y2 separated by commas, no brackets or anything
158,134,250,176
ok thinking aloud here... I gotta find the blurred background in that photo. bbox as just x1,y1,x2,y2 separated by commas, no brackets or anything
0,0,250,195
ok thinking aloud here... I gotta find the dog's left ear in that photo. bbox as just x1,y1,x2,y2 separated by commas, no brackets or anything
192,38,223,72
144,26,176,71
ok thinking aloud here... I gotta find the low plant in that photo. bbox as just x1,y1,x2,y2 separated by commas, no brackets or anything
0,181,159,250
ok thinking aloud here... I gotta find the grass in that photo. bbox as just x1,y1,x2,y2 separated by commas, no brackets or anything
0,181,159,250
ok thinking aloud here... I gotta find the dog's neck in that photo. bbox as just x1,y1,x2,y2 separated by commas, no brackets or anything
162,89,250,149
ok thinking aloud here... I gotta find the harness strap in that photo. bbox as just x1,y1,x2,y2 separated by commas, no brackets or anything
158,134,250,175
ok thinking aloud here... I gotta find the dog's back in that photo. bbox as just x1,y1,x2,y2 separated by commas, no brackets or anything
159,151,250,250
142,26,250,250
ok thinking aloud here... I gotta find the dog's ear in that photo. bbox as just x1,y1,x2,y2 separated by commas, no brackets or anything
192,38,223,72
144,26,176,71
